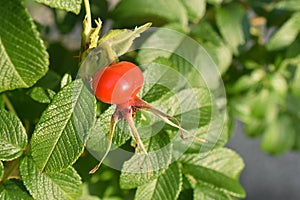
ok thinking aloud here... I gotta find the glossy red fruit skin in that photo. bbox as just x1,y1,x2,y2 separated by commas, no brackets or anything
92,61,144,105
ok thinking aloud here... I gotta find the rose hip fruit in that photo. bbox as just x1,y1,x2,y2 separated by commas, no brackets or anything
90,61,206,178
92,61,144,105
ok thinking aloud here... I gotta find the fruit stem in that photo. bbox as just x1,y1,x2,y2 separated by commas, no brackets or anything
89,113,118,174
134,97,207,143
125,108,151,179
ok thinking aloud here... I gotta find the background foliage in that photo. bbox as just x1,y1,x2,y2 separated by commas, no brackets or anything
0,0,299,199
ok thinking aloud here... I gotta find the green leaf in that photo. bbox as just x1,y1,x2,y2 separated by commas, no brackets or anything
31,79,96,172
28,87,56,104
267,12,300,51
36,70,61,90
261,115,296,154
99,23,151,58
135,163,182,200
20,156,82,200
0,161,3,180
216,3,249,55
136,29,186,64
0,180,33,200
272,1,300,11
0,109,27,161
180,148,246,198
180,148,245,180
180,0,206,23
61,73,73,88
292,64,300,97
111,0,188,27
139,59,185,103
120,132,172,189
35,0,82,14
191,22,232,74
229,69,265,93
269,73,288,98
0,0,49,92
194,182,235,200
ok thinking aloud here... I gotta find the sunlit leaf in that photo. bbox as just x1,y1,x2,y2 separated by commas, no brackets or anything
31,79,96,172
267,12,300,51
20,156,82,200
0,109,27,161
120,132,172,189
0,0,48,92
35,0,82,14
180,0,206,23
135,163,182,200
60,73,72,89
194,182,235,200
272,1,300,11
180,148,246,198
216,3,249,55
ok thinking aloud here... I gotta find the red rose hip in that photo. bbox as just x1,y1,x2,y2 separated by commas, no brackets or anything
92,61,144,105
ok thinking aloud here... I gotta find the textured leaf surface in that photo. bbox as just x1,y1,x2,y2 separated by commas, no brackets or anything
180,148,245,198
0,180,33,200
267,12,300,51
31,79,96,172
216,3,248,55
180,148,244,179
194,182,234,200
135,163,182,200
20,156,82,200
0,109,27,161
0,0,48,92
35,0,82,14
120,132,172,189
